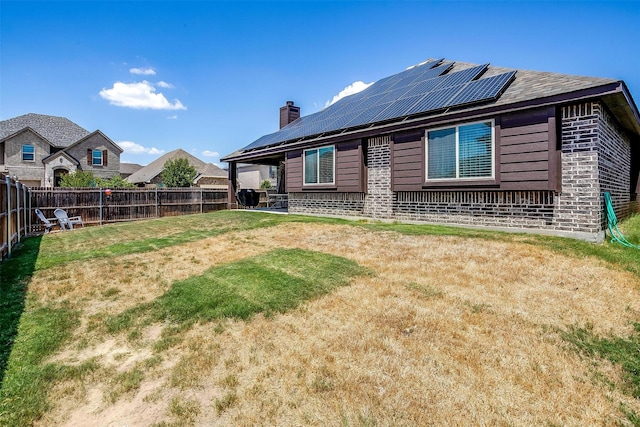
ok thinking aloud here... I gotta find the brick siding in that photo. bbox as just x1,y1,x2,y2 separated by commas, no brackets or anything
363,136,393,218
394,191,555,228
288,192,365,216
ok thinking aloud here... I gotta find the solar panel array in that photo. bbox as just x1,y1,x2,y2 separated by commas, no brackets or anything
243,59,516,151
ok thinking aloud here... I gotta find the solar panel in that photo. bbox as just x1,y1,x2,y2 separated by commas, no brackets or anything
372,94,425,122
404,85,465,116
324,108,369,131
353,92,388,110
432,64,488,90
242,132,281,150
445,71,516,107
411,62,454,83
240,61,516,152
344,102,394,128
401,78,444,99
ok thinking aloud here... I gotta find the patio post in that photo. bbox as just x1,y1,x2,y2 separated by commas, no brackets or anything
228,162,237,209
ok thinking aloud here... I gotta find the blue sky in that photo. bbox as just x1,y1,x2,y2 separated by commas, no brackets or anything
2,1,639,166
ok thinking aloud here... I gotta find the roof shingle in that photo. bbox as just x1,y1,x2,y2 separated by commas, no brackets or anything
0,113,90,147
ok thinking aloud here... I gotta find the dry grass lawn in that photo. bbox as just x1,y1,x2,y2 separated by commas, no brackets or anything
15,221,640,425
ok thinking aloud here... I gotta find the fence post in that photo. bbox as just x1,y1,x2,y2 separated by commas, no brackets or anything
27,186,32,234
6,177,11,257
155,187,159,218
200,187,203,214
15,182,20,243
99,188,103,226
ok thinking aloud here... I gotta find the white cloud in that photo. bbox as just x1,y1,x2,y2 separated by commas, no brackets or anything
167,115,178,120
118,141,165,155
325,81,373,107
157,81,174,88
202,150,219,158
130,67,156,75
406,59,431,70
99,81,187,110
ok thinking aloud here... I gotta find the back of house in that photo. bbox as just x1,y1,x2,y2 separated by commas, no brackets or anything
223,57,640,242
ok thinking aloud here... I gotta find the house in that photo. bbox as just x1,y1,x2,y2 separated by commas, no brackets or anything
120,162,143,179
222,58,640,242
237,164,279,190
0,113,123,187
126,148,227,188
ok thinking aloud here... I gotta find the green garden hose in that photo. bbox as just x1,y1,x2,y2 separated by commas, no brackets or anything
604,192,640,249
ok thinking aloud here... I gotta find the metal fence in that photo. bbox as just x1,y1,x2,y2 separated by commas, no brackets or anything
1,176,30,260
28,187,229,233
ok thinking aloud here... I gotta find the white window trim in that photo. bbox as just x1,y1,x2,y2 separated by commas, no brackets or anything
425,119,495,181
303,145,336,186
92,149,103,166
22,144,35,162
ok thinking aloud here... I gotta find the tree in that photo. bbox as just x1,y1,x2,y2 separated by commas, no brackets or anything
160,158,198,188
99,175,135,188
59,170,134,188
59,170,98,188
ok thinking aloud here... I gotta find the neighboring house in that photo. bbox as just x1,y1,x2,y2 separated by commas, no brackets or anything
127,148,227,188
0,113,122,187
237,163,278,189
120,162,143,179
222,58,640,242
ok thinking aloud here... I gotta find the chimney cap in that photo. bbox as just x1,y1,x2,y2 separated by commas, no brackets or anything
285,101,294,106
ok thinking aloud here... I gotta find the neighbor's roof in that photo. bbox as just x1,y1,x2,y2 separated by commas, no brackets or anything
222,58,639,162
126,148,226,184
120,162,144,175
0,113,90,147
198,162,227,177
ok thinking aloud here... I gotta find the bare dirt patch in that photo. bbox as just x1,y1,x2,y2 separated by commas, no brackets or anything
32,222,640,426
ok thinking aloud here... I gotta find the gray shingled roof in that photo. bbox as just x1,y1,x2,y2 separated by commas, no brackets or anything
0,113,90,147
120,163,144,175
126,149,226,184
222,58,628,161
454,61,616,108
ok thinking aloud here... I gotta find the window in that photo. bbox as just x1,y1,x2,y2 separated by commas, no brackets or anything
22,145,35,162
269,165,278,180
426,120,494,180
304,145,335,185
92,150,103,166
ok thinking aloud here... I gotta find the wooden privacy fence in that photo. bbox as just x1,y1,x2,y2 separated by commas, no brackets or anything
1,176,30,260
29,187,228,232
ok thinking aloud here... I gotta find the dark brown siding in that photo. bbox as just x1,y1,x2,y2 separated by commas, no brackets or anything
336,140,364,192
391,136,423,191
286,150,303,192
286,140,364,192
500,108,556,191
390,111,557,192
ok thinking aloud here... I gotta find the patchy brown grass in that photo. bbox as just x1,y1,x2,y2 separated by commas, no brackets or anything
27,222,640,426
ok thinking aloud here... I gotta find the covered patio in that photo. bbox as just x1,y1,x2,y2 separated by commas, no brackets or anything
226,152,287,212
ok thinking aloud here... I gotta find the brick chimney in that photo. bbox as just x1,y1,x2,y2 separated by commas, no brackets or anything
279,101,300,129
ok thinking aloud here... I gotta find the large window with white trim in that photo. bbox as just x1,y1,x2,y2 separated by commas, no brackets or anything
426,120,494,180
304,145,335,185
22,144,35,162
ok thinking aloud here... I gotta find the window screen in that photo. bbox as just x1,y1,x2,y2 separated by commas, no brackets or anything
427,128,456,179
304,146,335,185
459,122,492,178
426,121,493,180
